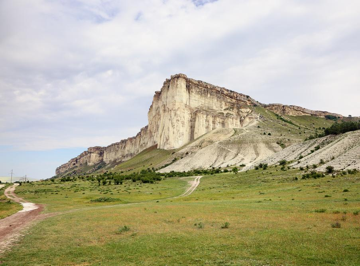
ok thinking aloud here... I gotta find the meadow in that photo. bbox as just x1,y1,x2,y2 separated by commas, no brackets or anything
0,184,22,219
1,167,360,265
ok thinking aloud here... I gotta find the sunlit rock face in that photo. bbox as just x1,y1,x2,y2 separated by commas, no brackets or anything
57,74,342,175
148,74,259,150
55,74,259,175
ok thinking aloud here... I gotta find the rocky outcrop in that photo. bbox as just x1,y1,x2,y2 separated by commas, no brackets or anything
56,74,259,175
265,104,343,118
147,74,259,150
56,74,343,175
55,146,105,175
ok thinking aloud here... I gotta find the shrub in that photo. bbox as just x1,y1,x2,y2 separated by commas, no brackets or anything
221,222,230,229
343,189,349,192
353,211,359,216
117,225,130,234
194,222,204,229
324,121,360,136
91,197,120,202
315,209,326,213
232,167,239,174
301,171,324,180
347,169,358,175
331,222,341,228
279,160,287,166
326,166,334,174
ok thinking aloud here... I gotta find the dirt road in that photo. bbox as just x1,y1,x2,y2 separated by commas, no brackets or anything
0,176,203,254
0,185,46,254
178,176,202,197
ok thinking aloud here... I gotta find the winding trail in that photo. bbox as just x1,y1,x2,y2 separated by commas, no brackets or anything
177,176,202,197
0,185,51,254
0,176,203,254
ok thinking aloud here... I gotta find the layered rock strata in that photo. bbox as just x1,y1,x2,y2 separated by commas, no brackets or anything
265,104,342,118
56,74,342,175
56,74,258,175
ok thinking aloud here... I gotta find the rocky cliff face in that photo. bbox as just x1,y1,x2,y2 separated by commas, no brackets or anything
265,104,342,118
56,74,259,175
147,74,260,150
56,74,341,175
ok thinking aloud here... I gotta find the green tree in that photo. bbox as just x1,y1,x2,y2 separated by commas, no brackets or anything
232,167,239,174
326,166,334,174
279,160,287,166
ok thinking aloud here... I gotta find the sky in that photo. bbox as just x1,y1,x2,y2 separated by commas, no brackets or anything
1,0,360,180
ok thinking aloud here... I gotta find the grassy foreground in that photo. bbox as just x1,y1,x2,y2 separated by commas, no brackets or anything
0,185,22,219
1,168,360,265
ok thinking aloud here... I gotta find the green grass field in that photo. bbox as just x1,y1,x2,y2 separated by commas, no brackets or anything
0,185,22,219
1,167,360,265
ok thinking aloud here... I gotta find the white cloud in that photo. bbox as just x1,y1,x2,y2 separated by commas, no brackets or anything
1,0,360,153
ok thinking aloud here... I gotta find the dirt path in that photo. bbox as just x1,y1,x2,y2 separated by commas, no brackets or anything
0,176,203,254
177,176,202,197
0,184,50,254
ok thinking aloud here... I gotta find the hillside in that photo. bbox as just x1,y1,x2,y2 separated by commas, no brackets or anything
56,74,345,177
254,130,360,172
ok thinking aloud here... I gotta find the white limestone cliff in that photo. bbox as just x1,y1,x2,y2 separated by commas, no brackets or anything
55,73,341,175
56,74,258,175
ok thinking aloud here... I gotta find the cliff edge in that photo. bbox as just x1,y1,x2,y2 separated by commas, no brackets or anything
56,74,342,176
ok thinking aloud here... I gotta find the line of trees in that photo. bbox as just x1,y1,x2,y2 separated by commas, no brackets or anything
306,121,360,140
324,121,360,135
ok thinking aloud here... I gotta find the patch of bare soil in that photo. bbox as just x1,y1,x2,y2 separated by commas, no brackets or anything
0,185,53,254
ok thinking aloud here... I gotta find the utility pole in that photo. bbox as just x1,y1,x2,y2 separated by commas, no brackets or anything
11,169,13,183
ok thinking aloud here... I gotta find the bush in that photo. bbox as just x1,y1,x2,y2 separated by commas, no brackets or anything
347,169,358,175
315,209,326,213
302,171,324,180
117,225,130,234
326,166,334,174
232,167,239,174
194,222,204,229
90,197,120,202
279,160,287,166
324,121,360,136
221,222,230,229
331,222,341,228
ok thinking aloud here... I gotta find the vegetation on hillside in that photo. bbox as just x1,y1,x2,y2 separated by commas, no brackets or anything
306,121,360,140
324,121,360,135
3,166,360,265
